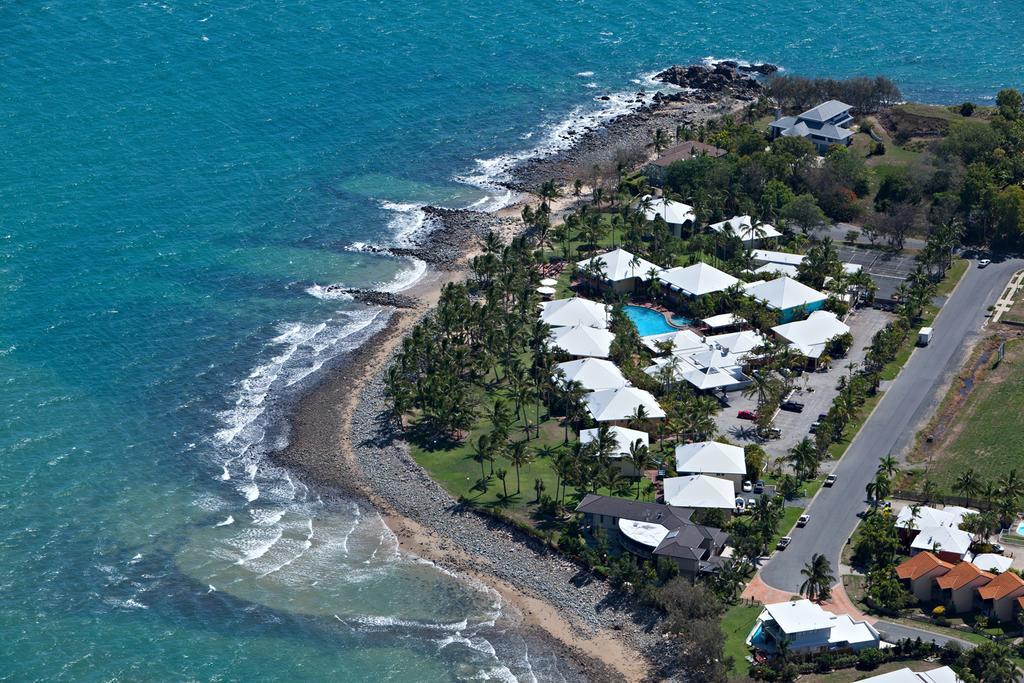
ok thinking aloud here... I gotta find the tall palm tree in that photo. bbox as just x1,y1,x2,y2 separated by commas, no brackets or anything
648,128,671,156
508,440,532,494
876,454,898,479
954,468,980,507
800,553,835,602
866,471,892,507
628,439,651,498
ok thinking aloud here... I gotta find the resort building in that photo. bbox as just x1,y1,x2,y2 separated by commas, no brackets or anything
744,276,828,322
579,426,649,476
746,599,881,656
895,552,953,602
935,562,994,614
772,310,850,362
858,666,961,683
575,248,660,294
547,325,616,359
644,344,752,393
768,100,855,154
582,386,665,425
657,262,739,298
752,249,805,270
707,216,781,246
641,328,706,355
554,358,629,392
674,441,747,490
575,494,730,579
976,571,1024,622
539,296,609,329
640,195,696,239
644,141,727,186
662,474,736,511
701,313,746,332
895,505,976,547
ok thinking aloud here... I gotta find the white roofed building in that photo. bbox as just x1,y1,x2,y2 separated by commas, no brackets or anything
663,475,736,510
745,276,828,322
576,248,661,294
548,325,615,359
554,358,628,392
658,262,739,298
702,313,746,330
772,310,850,360
708,216,781,246
641,328,706,355
858,666,961,683
747,599,882,656
580,426,650,476
910,526,973,562
675,441,747,489
769,100,855,154
540,296,609,329
641,195,696,238
583,386,665,425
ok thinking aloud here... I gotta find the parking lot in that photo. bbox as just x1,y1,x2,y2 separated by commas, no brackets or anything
836,244,919,301
715,306,893,461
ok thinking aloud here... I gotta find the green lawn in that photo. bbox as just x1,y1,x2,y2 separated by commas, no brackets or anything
721,601,761,678
935,259,969,297
918,338,1024,492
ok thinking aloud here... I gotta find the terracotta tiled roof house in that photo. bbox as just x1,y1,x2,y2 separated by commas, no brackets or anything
976,571,1024,622
895,552,954,602
935,562,994,614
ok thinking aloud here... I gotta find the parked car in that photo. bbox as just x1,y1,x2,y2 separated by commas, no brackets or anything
777,536,792,550
734,497,746,513
742,480,752,492
809,421,820,434
747,497,757,511
818,413,828,422
765,427,782,439
753,480,765,494
780,400,805,413
797,514,810,527
824,474,838,487
737,409,757,420
979,258,991,268
992,542,1005,554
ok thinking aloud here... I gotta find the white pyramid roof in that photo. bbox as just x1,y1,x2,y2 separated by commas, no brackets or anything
910,526,972,556
680,362,750,391
746,276,827,311
554,358,628,392
641,195,695,225
675,441,746,476
576,248,660,283
540,296,609,329
708,216,781,241
663,475,735,509
548,325,615,358
755,262,799,278
702,313,745,329
972,553,1013,573
658,262,739,296
707,329,766,356
641,328,706,354
580,426,649,459
772,310,849,359
584,387,665,422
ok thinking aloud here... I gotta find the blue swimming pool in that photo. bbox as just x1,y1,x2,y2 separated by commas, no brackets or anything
624,305,691,336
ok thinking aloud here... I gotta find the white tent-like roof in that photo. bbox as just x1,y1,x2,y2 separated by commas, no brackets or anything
745,276,827,311
708,216,782,242
576,248,660,283
972,553,1013,573
554,358,628,392
658,262,739,297
910,526,973,557
752,249,805,267
858,666,961,683
540,296,609,329
707,329,766,356
548,325,615,358
580,426,649,459
702,313,745,329
641,329,706,354
894,505,976,531
772,310,850,359
681,365,750,391
641,195,695,226
675,441,746,476
755,262,799,278
663,475,735,509
583,387,665,422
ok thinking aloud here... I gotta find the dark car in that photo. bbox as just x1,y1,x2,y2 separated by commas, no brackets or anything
737,409,757,420
753,480,766,494
818,413,828,422
780,400,805,413
809,421,820,433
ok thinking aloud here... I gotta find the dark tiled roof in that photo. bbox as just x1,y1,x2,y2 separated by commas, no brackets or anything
650,141,727,167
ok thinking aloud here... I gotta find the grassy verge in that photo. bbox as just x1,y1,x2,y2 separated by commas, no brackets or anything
775,506,805,545
721,602,761,678
797,659,953,683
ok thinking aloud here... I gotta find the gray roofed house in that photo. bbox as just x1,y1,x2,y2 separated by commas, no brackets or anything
769,100,854,153
575,494,731,577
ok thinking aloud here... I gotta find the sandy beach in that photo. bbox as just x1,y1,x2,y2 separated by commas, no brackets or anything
272,70,753,680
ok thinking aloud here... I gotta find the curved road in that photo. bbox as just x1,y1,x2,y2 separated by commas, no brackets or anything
761,256,1024,593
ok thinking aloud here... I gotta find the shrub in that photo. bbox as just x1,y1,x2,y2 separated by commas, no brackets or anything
960,101,975,117
856,647,887,670
873,142,886,156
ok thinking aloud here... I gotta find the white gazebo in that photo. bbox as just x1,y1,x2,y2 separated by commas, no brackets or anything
662,475,736,510
548,325,615,358
540,296,610,329
583,386,665,424
554,358,629,392
658,262,739,298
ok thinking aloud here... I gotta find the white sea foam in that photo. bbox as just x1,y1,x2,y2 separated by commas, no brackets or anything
575,71,594,77
303,284,354,301
215,516,235,527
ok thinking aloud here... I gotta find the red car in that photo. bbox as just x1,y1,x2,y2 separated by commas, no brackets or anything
737,410,758,420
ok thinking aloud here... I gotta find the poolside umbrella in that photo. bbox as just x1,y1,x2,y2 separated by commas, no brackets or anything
539,277,558,287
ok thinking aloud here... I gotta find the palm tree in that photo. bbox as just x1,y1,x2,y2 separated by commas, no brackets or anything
628,439,651,498
533,478,546,503
471,433,492,482
648,128,671,156
786,438,818,482
714,558,753,602
496,467,508,498
877,454,898,479
954,468,980,507
509,440,532,494
866,471,892,507
628,404,650,431
800,553,835,602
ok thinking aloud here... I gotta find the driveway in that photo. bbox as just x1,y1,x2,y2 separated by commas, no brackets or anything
759,257,1024,594
715,307,891,461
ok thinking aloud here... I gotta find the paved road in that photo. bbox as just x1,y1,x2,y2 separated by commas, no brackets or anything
761,256,1024,593
874,620,974,649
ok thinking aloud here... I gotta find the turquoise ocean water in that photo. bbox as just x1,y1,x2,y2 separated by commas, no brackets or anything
2,2,1022,680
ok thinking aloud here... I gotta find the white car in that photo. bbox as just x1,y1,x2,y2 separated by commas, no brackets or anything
742,480,753,492
979,259,991,268
797,514,810,527
735,497,746,512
